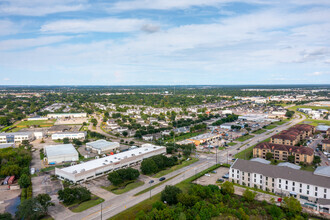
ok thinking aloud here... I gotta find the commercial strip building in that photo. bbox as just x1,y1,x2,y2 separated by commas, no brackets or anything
55,144,166,183
270,124,315,146
47,113,87,119
253,142,314,164
0,132,35,144
86,140,120,154
44,144,79,164
229,159,330,213
187,133,222,146
27,115,49,121
51,132,86,140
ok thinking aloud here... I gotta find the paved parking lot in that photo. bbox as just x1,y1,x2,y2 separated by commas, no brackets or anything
193,167,229,185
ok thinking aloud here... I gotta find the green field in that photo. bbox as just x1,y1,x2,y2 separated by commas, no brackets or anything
274,120,288,125
235,137,270,160
264,124,277,130
289,105,330,111
236,134,254,142
153,158,199,178
67,195,104,213
16,119,55,127
301,120,330,126
227,142,237,146
102,180,144,195
252,129,267,134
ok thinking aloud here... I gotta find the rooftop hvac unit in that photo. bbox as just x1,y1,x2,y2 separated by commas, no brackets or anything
105,160,108,162
145,149,148,151
103,163,106,165
72,170,77,174
110,161,113,163
80,169,85,173
139,152,142,154
131,154,135,156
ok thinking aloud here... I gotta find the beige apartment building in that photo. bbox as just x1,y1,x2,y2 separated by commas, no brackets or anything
253,142,314,164
322,140,330,153
270,124,315,146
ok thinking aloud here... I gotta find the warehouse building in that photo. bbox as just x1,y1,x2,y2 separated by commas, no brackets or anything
55,144,166,183
52,132,86,140
47,113,87,119
86,140,120,154
44,144,79,164
230,159,330,213
0,132,35,144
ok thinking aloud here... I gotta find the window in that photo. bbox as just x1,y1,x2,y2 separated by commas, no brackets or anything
266,177,268,181
315,187,318,191
307,185,310,189
279,179,281,183
292,182,295,186
286,180,288,184
260,180,262,184
300,183,302,188
324,195,326,199
315,192,317,197
325,189,327,193
272,178,274,182
237,175,239,178
299,189,302,193
285,186,288,190
279,184,281,188
307,191,309,195
254,174,256,177
237,170,240,174
254,179,256,183
232,174,234,177
272,183,274,187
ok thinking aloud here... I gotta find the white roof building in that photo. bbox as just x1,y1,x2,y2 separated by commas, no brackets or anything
52,132,86,140
55,144,166,183
86,140,119,154
44,144,79,164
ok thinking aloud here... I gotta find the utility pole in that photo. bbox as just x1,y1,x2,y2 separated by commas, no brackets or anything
100,202,102,220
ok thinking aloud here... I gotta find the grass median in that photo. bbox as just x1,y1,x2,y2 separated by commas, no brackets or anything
236,134,254,142
153,158,199,178
252,129,267,134
66,195,104,213
102,180,144,195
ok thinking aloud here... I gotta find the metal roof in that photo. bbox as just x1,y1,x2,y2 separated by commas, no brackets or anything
231,159,330,189
0,143,14,149
250,158,271,164
86,140,119,150
0,132,33,136
45,144,78,157
277,162,301,170
314,166,330,178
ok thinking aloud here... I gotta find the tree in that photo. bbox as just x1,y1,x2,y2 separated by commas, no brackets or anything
161,185,182,205
141,158,158,175
0,116,10,126
242,189,257,202
122,131,128,137
288,155,295,163
266,152,273,160
282,196,302,214
36,194,54,215
18,174,31,188
285,111,295,118
16,198,43,220
313,156,321,165
58,187,91,205
63,138,70,144
0,212,13,220
108,171,123,186
221,181,234,195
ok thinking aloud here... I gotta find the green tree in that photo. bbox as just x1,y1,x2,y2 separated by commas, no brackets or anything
16,198,43,220
36,193,54,215
242,189,257,202
285,111,295,118
221,181,234,195
313,156,321,165
161,185,182,205
266,152,273,160
0,116,10,126
288,155,295,163
282,196,302,214
108,171,123,186
63,138,70,144
141,158,158,175
122,131,128,137
18,174,31,188
0,212,13,220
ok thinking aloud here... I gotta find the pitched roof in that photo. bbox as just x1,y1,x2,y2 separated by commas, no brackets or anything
254,142,314,156
231,159,330,189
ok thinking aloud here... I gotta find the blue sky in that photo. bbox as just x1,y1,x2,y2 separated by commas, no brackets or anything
0,0,330,85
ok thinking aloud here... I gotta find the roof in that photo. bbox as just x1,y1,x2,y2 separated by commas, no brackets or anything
60,145,165,173
45,144,78,157
0,132,33,137
231,159,330,189
255,142,314,156
277,162,301,170
314,166,330,178
0,143,14,149
318,198,330,205
322,139,330,144
316,125,330,131
86,140,119,150
271,130,301,141
250,158,271,164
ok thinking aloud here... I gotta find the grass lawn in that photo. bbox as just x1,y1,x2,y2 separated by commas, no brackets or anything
236,134,254,142
252,129,267,134
153,158,199,178
134,174,180,196
17,119,55,127
289,105,330,111
102,180,144,195
274,120,288,125
301,120,330,126
227,142,237,146
235,137,270,160
67,195,104,213
263,124,277,130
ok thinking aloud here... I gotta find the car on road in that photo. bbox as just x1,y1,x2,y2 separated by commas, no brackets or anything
159,177,166,181
149,180,154,184
236,148,240,150
229,154,232,156
222,173,229,179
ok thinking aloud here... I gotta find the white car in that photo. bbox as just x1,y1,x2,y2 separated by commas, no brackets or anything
205,174,211,177
30,168,35,175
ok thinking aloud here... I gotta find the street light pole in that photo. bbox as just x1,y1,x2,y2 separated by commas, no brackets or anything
100,202,102,220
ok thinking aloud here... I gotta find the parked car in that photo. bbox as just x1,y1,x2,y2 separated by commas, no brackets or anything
222,173,229,179
30,168,35,175
149,180,154,184
205,174,211,177
159,177,166,181
211,170,217,174
217,178,224,182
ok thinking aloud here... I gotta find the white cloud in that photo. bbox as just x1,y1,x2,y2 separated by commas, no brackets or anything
307,71,330,76
0,0,87,16
41,18,152,33
0,36,73,51
0,20,18,36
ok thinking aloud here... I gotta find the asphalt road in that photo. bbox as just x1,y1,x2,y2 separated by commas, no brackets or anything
54,114,306,220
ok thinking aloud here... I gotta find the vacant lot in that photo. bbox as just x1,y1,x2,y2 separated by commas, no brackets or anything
264,124,277,130
252,129,267,134
17,120,56,127
236,134,254,142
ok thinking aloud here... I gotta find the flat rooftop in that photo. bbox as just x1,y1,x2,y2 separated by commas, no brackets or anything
60,145,165,174
86,140,119,150
45,144,78,157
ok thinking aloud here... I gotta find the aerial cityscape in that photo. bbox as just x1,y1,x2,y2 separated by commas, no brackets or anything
0,0,330,220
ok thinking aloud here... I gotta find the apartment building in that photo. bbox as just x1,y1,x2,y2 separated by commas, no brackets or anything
270,124,315,146
230,159,330,213
253,142,314,164
0,132,34,144
322,140,330,153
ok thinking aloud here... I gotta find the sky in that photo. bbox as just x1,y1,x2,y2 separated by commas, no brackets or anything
0,0,330,85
